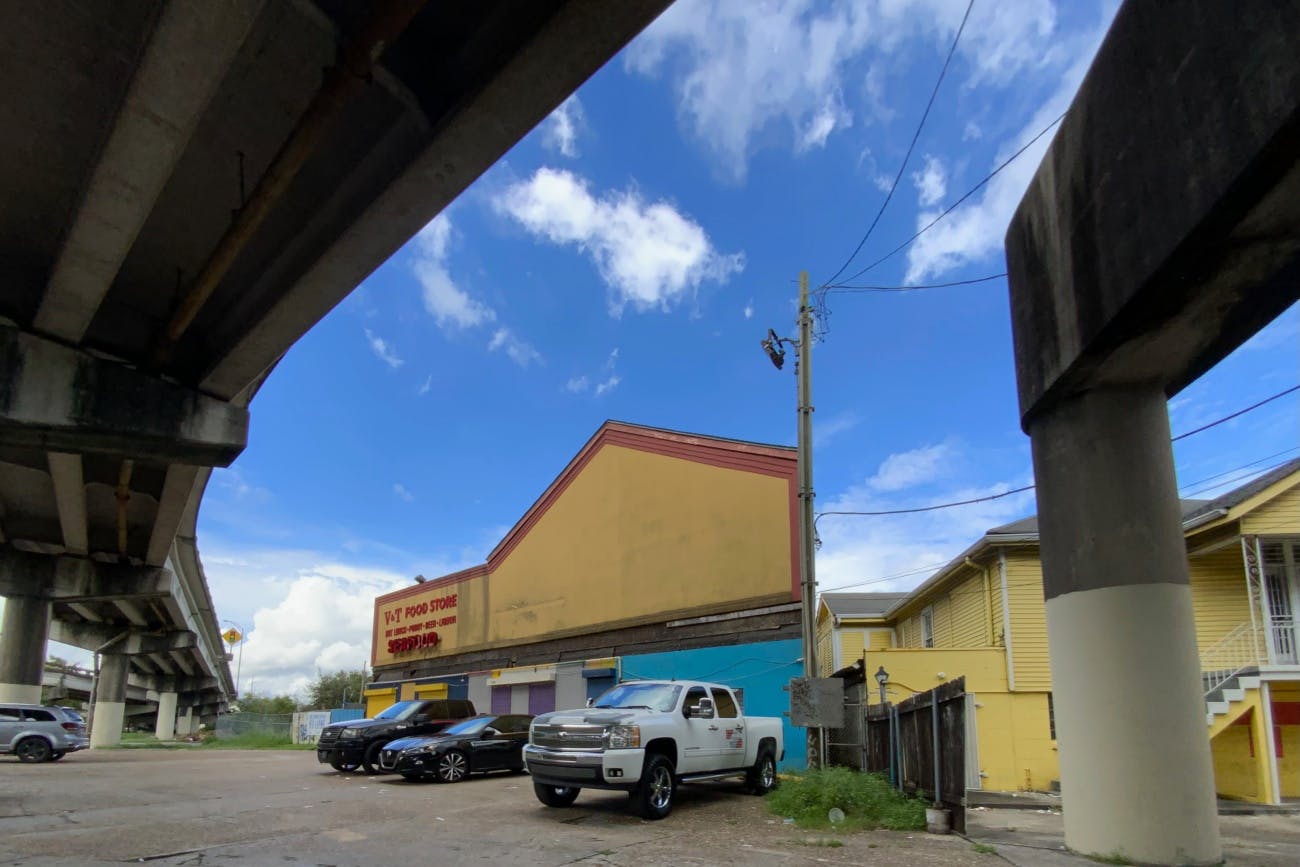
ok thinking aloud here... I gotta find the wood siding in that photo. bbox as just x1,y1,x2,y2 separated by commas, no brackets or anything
1241,482,1300,535
1004,551,1051,691
1188,547,1253,652
894,568,997,650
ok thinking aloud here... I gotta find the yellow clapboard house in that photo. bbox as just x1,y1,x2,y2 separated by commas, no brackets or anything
817,458,1300,803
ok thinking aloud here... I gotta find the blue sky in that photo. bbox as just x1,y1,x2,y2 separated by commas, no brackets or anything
166,0,1298,697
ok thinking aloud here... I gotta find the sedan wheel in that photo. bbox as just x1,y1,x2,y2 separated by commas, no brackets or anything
435,750,468,783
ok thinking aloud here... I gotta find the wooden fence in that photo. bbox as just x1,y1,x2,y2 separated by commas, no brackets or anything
864,677,966,833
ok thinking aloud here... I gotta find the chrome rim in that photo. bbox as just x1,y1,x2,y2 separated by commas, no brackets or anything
649,766,672,810
760,757,775,788
439,752,467,781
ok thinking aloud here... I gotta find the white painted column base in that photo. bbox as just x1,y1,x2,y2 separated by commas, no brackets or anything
155,691,179,740
90,701,126,748
0,682,43,704
1047,582,1221,865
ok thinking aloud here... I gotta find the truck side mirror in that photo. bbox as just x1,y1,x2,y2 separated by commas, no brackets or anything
412,714,429,724
688,698,715,719
586,697,594,707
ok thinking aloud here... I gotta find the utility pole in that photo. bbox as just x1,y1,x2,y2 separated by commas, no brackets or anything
760,271,821,768
794,271,821,768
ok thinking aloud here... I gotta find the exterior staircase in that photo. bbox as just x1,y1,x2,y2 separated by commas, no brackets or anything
1204,668,1261,736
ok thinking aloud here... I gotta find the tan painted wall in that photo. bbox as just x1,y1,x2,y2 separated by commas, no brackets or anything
1003,551,1051,690
374,443,795,668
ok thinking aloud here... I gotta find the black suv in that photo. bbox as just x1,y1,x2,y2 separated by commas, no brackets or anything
316,698,476,774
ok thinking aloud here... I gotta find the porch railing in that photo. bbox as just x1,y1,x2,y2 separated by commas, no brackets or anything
1269,616,1297,665
1200,621,1268,695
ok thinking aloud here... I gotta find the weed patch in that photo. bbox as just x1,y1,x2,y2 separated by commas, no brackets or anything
766,767,926,832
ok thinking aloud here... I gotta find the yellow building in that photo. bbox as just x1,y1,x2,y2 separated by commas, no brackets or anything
817,458,1300,803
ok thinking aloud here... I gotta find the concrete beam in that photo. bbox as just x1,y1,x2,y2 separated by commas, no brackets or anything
1005,1,1300,426
0,546,172,601
146,465,198,566
0,326,248,466
48,621,196,655
47,452,88,554
113,598,150,626
33,0,266,344
141,674,216,694
199,0,673,399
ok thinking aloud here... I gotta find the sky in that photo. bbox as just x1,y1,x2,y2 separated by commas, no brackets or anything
38,0,1299,697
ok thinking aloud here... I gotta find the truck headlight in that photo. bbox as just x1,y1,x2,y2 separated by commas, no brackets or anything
340,728,361,738
605,725,640,749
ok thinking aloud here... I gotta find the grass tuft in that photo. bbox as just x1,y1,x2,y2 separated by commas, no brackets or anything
972,842,998,855
765,767,927,832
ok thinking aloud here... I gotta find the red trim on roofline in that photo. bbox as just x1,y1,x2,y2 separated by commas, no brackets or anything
375,421,799,611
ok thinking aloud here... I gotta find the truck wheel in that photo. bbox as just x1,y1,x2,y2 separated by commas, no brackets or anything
49,751,66,761
15,737,52,763
330,757,359,772
361,742,385,775
745,747,778,795
634,754,675,820
533,782,580,807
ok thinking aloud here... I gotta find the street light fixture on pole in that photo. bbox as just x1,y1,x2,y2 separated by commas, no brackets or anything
761,271,820,765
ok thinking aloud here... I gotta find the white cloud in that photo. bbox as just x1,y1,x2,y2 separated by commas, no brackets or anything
496,167,743,314
417,375,432,396
566,348,622,397
488,327,542,368
363,328,404,369
413,214,496,330
869,442,955,492
904,13,1112,281
541,95,585,158
625,0,1060,181
911,155,946,207
393,483,414,503
743,301,755,320
813,411,860,448
963,121,983,141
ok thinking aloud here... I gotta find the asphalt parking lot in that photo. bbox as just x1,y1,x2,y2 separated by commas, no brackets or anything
0,750,986,867
4,751,1299,866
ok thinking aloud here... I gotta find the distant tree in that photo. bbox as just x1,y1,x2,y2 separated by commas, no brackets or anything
236,693,300,715
305,668,369,711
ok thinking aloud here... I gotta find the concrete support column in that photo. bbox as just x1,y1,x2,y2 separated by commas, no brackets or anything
0,595,51,703
91,654,130,748
177,704,194,736
155,690,178,741
1031,386,1220,865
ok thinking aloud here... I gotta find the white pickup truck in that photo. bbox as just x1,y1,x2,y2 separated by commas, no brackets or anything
524,679,784,819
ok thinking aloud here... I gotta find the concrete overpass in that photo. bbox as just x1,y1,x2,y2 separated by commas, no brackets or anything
0,0,671,744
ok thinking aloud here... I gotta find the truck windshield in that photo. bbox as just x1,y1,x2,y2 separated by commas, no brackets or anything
593,683,682,712
373,701,422,721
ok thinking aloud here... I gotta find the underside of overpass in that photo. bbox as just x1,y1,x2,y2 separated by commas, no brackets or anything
1005,1,1299,863
0,0,670,740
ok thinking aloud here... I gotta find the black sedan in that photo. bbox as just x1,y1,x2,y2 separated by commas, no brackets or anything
378,714,533,783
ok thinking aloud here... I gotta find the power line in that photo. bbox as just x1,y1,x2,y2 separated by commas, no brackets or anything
827,110,1067,288
819,0,975,289
819,450,1300,594
822,273,1007,294
816,385,1299,522
1171,384,1299,441
1180,457,1299,500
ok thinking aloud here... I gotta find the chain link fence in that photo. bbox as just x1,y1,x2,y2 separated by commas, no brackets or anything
214,712,293,739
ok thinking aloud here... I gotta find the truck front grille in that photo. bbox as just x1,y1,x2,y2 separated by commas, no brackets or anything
531,724,604,750
317,727,341,747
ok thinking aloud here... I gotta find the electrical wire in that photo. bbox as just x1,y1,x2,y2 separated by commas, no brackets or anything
816,385,1299,522
819,0,975,289
826,110,1067,288
1171,385,1299,441
821,273,1007,294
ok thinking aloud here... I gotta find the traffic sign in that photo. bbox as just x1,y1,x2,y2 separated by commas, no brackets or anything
222,627,243,645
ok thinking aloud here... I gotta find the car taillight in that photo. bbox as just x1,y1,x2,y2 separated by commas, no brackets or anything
61,722,79,732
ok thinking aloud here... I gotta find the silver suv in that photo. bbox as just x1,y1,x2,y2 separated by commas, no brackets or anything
0,703,90,762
